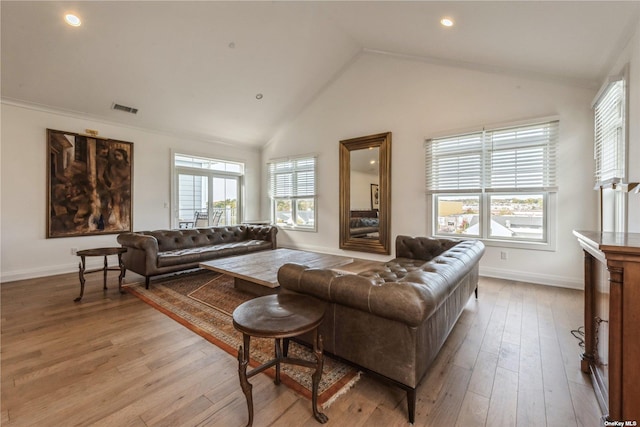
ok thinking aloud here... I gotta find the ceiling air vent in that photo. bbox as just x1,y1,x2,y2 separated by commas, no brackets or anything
112,103,138,114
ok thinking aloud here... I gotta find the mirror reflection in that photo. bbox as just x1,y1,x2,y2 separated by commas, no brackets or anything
339,132,391,254
349,148,380,239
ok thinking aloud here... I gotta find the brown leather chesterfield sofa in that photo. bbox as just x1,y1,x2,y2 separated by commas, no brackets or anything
277,235,484,423
117,225,277,288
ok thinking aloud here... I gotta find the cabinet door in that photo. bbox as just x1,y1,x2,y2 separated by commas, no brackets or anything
621,262,640,420
594,259,609,392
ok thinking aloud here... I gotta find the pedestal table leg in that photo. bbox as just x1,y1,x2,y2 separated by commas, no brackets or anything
102,255,108,290
118,253,126,294
274,338,282,385
75,256,86,302
237,334,254,427
312,330,328,424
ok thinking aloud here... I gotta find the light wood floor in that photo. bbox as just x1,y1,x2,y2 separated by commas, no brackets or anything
1,271,602,426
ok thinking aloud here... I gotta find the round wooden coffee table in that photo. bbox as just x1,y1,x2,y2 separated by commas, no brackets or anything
75,247,127,302
232,294,328,426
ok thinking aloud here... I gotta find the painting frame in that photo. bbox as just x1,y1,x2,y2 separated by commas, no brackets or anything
47,129,133,238
370,183,379,210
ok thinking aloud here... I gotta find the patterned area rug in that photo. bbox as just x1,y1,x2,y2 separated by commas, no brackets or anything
124,270,360,408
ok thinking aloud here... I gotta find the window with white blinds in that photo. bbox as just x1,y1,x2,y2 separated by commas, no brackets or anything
268,155,317,230
268,156,316,198
425,119,558,248
594,79,625,185
426,121,558,193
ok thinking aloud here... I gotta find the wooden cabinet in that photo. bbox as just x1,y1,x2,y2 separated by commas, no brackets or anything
574,230,640,423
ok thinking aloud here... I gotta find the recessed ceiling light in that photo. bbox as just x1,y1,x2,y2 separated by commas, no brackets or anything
256,93,263,100
65,13,81,27
440,17,454,27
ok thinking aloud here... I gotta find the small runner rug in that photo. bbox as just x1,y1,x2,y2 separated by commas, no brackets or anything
124,269,360,408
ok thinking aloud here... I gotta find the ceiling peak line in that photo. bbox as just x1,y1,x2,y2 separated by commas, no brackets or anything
265,48,365,149
362,48,599,91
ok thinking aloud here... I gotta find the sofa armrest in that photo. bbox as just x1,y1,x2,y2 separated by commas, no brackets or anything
117,232,159,255
278,263,430,327
246,226,278,249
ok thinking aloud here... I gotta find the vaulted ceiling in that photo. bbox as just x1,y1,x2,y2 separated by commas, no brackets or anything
2,1,639,148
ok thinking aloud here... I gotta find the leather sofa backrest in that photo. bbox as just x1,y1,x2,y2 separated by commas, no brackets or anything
144,226,251,252
395,235,460,261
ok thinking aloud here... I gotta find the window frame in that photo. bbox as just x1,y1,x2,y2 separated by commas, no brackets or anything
268,155,317,232
426,119,558,251
593,77,626,187
592,69,630,233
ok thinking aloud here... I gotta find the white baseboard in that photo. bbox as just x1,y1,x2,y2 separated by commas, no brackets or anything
1,258,110,284
2,249,584,291
479,266,583,290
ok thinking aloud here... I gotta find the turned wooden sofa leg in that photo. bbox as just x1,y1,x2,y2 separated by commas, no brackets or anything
407,388,416,424
145,277,150,289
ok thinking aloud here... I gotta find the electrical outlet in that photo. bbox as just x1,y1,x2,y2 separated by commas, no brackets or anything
71,247,78,255
500,251,508,260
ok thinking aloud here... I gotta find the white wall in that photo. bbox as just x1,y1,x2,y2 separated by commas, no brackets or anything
0,103,261,282
350,170,377,211
263,52,598,288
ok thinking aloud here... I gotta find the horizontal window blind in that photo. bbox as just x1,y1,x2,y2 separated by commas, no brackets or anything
486,121,558,192
425,132,483,193
426,120,558,194
268,156,317,198
594,79,625,185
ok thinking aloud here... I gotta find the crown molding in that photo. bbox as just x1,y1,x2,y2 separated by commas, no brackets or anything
1,98,261,152
362,48,599,91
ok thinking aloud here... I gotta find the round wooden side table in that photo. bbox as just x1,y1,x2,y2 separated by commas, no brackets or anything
75,247,127,302
232,294,328,426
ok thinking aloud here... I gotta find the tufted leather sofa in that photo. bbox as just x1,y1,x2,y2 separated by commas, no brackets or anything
117,225,277,288
277,235,484,423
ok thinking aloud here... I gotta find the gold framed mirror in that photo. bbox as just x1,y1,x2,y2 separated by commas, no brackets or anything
339,132,391,254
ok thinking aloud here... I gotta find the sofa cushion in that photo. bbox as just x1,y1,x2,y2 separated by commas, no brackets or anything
148,226,251,252
156,248,203,267
157,239,272,267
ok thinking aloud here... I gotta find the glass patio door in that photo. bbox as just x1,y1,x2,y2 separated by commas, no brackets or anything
176,172,241,228
212,176,239,226
177,172,209,228
174,154,244,228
